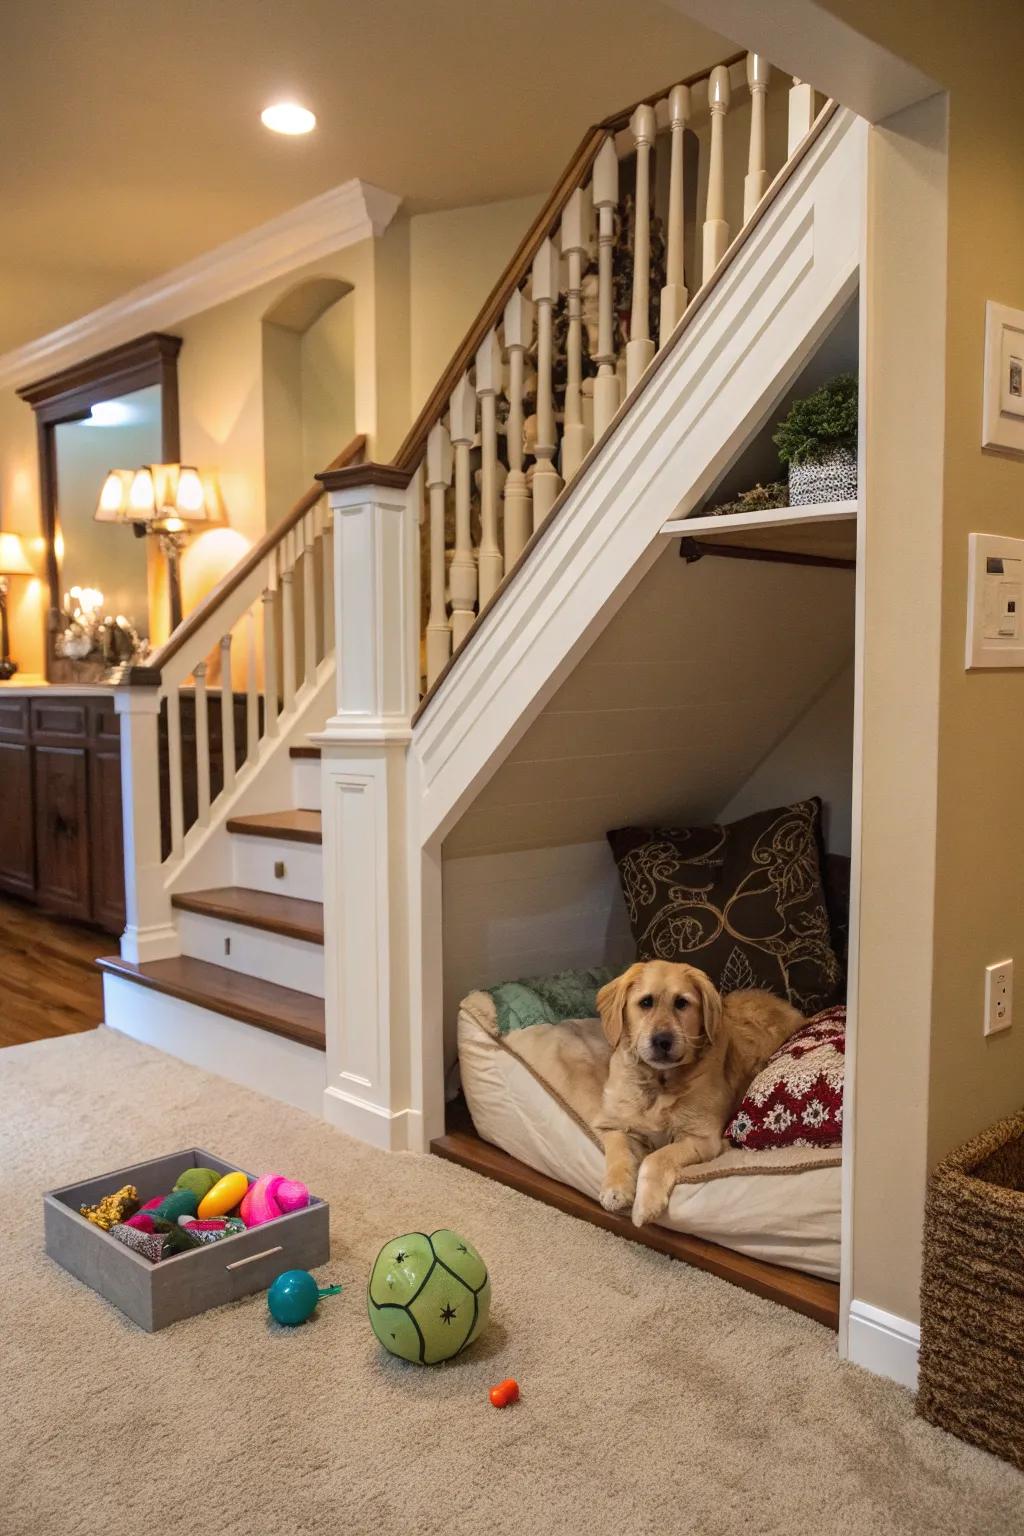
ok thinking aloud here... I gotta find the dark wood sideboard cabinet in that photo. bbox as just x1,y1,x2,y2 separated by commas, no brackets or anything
0,692,125,935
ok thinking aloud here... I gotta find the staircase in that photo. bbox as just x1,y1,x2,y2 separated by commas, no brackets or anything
102,46,866,1144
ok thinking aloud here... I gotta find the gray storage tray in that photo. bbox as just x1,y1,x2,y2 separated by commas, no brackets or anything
43,1147,329,1331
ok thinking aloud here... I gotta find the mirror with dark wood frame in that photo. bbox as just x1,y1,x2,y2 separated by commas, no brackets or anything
18,333,181,680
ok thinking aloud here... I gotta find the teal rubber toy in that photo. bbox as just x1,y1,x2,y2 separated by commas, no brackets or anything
267,1269,343,1326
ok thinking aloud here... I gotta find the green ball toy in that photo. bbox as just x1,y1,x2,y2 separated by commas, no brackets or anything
367,1230,491,1365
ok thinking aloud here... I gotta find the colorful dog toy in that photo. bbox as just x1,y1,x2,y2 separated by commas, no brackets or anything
197,1171,249,1220
489,1379,520,1408
80,1185,140,1230
173,1167,221,1203
267,1270,343,1327
239,1173,310,1228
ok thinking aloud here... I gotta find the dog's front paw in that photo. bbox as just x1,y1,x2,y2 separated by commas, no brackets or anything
631,1171,671,1229
600,1182,635,1214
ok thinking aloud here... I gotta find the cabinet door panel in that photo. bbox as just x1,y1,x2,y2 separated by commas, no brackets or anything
89,745,125,935
0,740,35,895
34,746,90,918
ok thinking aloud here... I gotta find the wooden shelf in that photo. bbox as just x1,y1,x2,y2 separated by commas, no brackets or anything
664,501,857,566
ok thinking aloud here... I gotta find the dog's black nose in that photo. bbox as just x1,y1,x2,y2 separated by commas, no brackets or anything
651,1031,675,1057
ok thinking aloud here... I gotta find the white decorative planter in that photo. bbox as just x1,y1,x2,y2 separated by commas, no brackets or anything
788,446,857,506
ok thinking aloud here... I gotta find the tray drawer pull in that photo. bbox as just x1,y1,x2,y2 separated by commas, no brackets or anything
225,1245,283,1271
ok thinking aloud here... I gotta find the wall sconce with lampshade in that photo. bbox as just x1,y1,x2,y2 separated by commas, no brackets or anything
0,530,35,679
95,462,212,631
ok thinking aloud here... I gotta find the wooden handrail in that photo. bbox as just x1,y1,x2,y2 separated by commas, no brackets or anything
128,433,365,682
392,50,749,475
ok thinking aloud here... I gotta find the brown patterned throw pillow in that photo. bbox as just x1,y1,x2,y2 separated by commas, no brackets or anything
607,798,842,1016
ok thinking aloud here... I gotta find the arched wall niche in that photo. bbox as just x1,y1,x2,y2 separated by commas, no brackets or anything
261,275,356,527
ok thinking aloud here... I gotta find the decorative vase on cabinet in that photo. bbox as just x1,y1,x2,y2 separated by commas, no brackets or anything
788,445,858,507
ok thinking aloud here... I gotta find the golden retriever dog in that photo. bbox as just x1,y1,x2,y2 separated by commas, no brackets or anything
595,960,803,1228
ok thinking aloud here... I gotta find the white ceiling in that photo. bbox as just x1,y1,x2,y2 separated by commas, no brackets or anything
0,0,731,355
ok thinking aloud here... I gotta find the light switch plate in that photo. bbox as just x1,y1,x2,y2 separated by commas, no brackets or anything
984,959,1013,1036
966,533,1024,669
983,301,1024,455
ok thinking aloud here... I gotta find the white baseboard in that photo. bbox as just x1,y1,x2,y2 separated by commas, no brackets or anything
103,973,326,1117
847,1299,920,1390
322,1084,422,1152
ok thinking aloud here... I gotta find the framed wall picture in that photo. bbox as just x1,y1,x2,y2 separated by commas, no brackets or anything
982,300,1024,456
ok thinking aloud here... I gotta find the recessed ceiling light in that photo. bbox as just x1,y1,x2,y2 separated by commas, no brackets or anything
261,102,316,136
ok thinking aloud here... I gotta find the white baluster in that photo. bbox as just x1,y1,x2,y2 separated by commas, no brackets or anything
425,421,453,686
531,236,563,526
502,287,534,564
320,506,334,657
219,633,235,797
475,328,504,608
448,374,477,649
194,659,210,828
626,103,657,392
561,185,594,481
245,605,259,764
702,64,732,282
592,137,620,440
303,508,317,686
744,54,771,221
166,687,184,858
280,547,296,714
788,77,815,154
660,84,690,346
262,581,279,738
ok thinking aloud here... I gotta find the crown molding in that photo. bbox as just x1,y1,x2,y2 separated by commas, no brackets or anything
0,178,401,393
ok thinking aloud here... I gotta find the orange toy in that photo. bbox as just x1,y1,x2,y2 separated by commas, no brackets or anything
488,1378,520,1408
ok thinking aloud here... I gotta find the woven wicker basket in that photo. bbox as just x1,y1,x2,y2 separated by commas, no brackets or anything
917,1107,1024,1469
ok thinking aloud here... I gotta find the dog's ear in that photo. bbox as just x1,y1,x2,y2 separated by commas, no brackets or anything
597,965,640,1049
691,968,723,1045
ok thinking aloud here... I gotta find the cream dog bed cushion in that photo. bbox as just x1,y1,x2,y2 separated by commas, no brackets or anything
457,991,842,1281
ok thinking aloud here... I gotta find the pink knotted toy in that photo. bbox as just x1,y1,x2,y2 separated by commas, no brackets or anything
239,1173,310,1228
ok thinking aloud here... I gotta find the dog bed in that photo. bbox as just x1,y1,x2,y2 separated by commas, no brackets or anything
457,979,843,1281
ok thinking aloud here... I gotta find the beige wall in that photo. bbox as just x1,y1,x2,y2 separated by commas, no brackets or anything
409,195,544,419
0,191,546,666
814,0,1024,1321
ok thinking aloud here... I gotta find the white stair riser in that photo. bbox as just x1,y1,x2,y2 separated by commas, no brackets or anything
291,757,322,812
102,973,326,1116
176,911,325,998
231,834,322,899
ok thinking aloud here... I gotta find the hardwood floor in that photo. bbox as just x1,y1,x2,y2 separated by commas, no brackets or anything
0,895,107,1047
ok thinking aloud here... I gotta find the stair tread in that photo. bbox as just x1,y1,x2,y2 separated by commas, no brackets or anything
98,954,325,1051
171,886,324,944
226,809,322,844
289,746,321,759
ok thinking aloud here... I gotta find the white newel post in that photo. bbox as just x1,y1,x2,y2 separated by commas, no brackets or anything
314,465,423,1152
114,684,178,962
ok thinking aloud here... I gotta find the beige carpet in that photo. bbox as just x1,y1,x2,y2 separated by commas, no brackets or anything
2,1029,1021,1536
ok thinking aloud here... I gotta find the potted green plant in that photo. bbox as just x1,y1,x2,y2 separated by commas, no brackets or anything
772,373,858,506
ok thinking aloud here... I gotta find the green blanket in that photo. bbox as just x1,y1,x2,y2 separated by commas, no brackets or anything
486,966,615,1036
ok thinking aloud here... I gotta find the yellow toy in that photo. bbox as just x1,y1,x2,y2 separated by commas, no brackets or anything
197,1171,249,1219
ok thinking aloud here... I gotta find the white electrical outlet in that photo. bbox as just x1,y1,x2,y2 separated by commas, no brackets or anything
984,959,1013,1036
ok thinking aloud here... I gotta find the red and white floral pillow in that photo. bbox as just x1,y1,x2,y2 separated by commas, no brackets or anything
726,1005,845,1150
